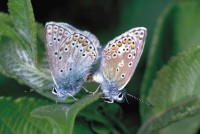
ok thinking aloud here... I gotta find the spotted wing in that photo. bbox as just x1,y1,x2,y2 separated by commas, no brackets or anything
101,27,147,90
45,22,100,87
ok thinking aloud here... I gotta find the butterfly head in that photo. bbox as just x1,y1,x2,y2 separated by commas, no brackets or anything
52,86,64,98
114,91,126,102
103,87,127,103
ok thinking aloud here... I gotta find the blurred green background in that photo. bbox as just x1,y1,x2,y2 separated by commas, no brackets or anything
1,0,200,134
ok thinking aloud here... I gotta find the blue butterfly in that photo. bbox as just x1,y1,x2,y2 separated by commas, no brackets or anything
45,22,100,100
91,27,147,103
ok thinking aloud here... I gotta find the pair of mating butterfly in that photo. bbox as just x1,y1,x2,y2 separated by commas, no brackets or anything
45,22,147,103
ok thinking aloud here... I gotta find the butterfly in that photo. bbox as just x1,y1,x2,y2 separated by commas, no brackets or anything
90,27,147,103
45,22,100,100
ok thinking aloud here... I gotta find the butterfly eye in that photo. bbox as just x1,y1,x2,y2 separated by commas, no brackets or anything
118,93,123,99
52,87,58,95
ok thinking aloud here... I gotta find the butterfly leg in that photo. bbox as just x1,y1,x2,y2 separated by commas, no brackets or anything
67,93,77,101
51,72,59,88
101,96,114,103
104,99,114,103
101,96,109,99
92,85,101,95
81,86,93,94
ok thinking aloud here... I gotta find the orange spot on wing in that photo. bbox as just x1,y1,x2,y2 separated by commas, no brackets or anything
66,41,71,45
112,46,116,50
127,38,132,44
73,37,78,41
86,47,90,52
117,42,122,47
78,37,84,43
83,41,88,46
131,45,135,49
122,38,127,44
90,54,95,60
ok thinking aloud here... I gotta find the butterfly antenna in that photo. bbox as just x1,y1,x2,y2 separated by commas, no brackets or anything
67,93,77,101
124,94,129,104
81,86,93,94
51,72,59,88
127,94,154,108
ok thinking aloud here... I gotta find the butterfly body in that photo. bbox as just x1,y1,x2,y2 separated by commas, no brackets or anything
93,27,147,103
45,22,100,100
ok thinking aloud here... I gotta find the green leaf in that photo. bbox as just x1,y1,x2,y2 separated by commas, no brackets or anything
0,22,28,77
8,0,37,63
31,104,70,133
0,13,13,76
0,96,61,134
74,122,93,134
78,103,113,126
0,13,13,26
138,46,200,133
35,23,48,67
0,23,54,100
79,102,129,134
31,93,102,134
160,114,200,134
140,2,176,121
90,122,117,134
140,1,200,122
174,1,200,52
0,68,7,77
0,13,47,79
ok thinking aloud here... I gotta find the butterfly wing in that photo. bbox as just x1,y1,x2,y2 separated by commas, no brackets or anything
58,31,100,84
45,22,99,91
101,27,147,90
45,22,73,81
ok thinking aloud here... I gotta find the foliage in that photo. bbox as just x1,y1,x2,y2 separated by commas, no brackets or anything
0,0,200,134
